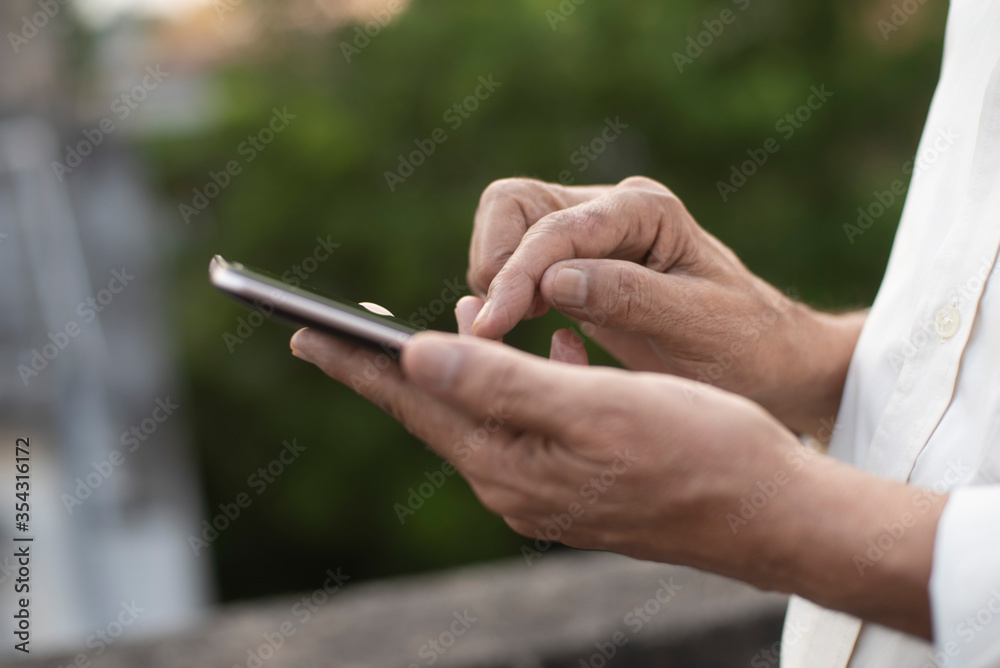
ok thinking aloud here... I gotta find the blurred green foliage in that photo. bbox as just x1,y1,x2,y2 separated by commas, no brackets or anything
142,0,947,601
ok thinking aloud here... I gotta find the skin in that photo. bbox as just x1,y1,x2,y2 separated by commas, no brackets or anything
290,176,946,640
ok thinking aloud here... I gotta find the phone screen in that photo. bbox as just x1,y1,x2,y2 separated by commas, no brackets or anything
246,262,421,332
210,256,423,352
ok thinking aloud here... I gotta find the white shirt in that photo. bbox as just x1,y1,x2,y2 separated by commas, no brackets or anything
780,1,1000,666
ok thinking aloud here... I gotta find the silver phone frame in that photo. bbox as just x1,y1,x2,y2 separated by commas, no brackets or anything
209,255,416,351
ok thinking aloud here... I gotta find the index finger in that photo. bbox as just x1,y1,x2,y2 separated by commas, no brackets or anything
471,181,684,339
468,178,610,298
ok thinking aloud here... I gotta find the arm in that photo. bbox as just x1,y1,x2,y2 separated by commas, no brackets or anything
290,317,944,640
730,446,945,639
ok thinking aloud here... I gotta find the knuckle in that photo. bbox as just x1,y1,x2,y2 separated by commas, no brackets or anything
645,193,689,271
473,178,556,295
567,203,606,237
616,175,666,193
485,255,542,312
606,264,653,325
479,177,544,208
657,190,686,224
657,190,684,214
533,204,602,241
614,186,673,216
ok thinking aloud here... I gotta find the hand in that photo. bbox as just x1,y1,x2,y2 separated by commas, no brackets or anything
290,302,944,640
467,177,865,436
290,311,801,574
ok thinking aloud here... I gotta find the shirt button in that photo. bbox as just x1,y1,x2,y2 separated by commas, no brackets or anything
934,304,960,339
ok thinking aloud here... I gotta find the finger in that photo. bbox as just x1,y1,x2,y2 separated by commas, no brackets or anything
290,328,566,494
290,328,487,469
468,178,612,298
456,295,485,336
471,179,686,339
525,294,550,320
291,327,425,419
539,258,689,336
549,328,589,365
401,331,599,436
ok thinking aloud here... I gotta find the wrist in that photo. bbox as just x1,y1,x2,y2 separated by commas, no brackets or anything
761,305,866,438
755,453,945,638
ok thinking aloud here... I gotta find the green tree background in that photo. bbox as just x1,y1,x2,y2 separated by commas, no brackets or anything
143,0,948,601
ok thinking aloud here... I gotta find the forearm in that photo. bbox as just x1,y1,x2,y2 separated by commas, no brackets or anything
725,450,946,639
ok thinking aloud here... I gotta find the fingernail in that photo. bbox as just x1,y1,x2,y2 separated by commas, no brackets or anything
409,338,464,391
471,300,493,334
290,330,315,363
552,268,587,308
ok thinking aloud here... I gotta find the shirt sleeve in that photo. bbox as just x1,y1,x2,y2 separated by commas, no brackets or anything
930,486,1000,667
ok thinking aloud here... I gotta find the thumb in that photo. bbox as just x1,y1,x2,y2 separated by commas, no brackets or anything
539,259,682,335
401,331,588,435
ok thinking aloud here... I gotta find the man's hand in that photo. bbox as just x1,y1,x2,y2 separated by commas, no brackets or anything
468,176,865,437
290,312,944,640
291,321,801,573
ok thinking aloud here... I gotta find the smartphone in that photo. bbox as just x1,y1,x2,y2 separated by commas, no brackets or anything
209,255,422,354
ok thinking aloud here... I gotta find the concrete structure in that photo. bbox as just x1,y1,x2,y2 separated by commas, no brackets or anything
17,552,787,667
